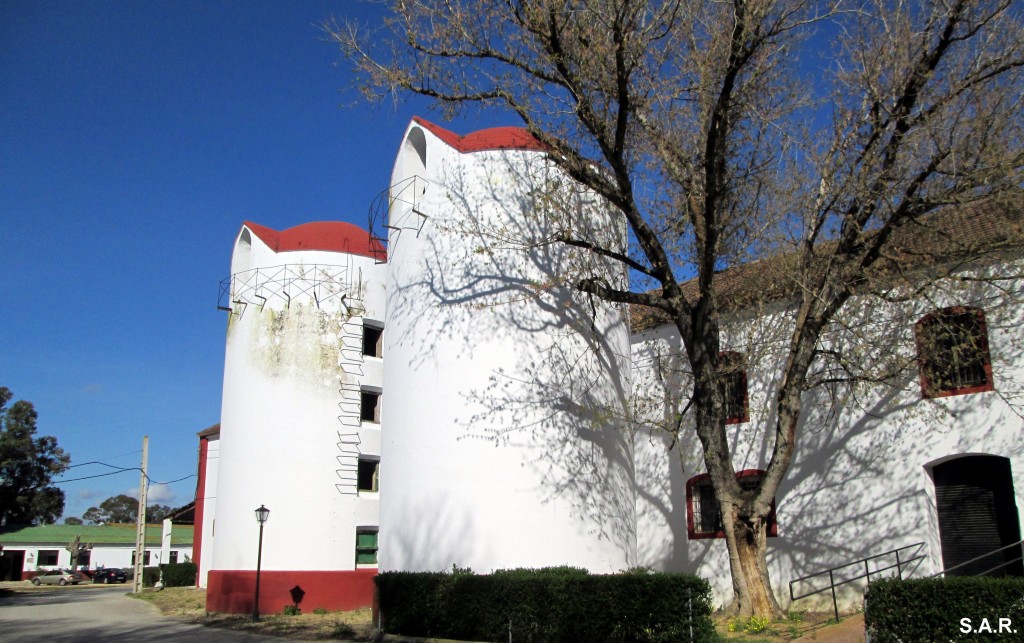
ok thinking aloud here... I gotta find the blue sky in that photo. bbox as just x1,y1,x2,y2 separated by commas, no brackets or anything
0,1,499,520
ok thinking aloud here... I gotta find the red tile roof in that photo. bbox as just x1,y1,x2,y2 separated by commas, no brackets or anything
630,194,1024,333
243,221,384,259
413,116,546,153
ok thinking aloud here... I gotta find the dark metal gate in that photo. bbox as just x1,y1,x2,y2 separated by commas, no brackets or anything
934,455,1023,576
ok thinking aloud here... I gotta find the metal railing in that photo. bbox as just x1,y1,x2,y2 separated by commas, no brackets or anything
217,264,362,317
789,542,927,621
930,539,1024,578
367,175,428,265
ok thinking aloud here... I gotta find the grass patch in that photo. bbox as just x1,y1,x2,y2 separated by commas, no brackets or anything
129,587,376,640
130,586,206,616
713,610,862,641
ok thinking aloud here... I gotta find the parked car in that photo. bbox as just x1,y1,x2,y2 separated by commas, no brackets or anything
91,568,128,584
31,570,85,586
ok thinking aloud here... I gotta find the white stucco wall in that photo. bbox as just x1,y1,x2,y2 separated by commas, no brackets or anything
212,223,386,574
379,121,636,574
633,265,1024,609
197,432,218,587
201,119,1021,616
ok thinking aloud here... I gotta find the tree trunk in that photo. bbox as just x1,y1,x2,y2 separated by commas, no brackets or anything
721,502,784,619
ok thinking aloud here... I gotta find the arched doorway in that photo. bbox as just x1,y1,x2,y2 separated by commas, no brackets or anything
933,455,1023,576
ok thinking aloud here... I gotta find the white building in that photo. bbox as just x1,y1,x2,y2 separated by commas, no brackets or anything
199,117,1023,614
0,523,192,581
380,118,635,575
632,200,1024,608
200,220,384,613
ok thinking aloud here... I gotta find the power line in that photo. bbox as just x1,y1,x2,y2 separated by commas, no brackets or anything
54,461,197,486
65,461,135,471
151,474,197,485
51,470,131,484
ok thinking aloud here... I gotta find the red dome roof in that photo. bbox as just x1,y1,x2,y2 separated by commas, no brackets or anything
413,117,546,153
243,220,384,259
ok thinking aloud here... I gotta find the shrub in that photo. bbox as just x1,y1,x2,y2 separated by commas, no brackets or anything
126,566,162,588
376,567,715,642
160,562,197,587
282,604,301,616
313,607,329,615
865,577,1024,642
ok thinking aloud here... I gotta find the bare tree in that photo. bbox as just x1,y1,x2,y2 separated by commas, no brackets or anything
330,0,1024,618
66,535,92,570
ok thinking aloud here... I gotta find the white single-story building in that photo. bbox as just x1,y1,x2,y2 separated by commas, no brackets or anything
0,522,193,581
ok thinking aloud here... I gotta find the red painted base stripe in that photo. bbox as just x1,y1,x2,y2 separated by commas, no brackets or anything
206,569,377,615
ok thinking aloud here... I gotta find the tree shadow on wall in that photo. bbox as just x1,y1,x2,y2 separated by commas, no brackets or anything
381,495,490,572
776,273,1024,588
382,145,1024,589
384,152,637,566
628,264,1024,605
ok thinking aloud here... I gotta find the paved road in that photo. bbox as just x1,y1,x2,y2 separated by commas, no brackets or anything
0,584,280,642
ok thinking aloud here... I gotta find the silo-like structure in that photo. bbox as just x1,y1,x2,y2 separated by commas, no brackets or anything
380,118,636,573
207,220,386,613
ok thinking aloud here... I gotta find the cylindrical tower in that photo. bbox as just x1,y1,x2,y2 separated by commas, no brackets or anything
380,118,635,573
207,220,386,613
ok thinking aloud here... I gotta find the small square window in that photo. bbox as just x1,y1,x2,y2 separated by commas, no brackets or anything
169,551,178,564
361,391,381,423
356,529,378,565
915,307,993,398
131,550,151,566
363,325,383,358
686,471,778,539
358,459,380,493
38,550,59,566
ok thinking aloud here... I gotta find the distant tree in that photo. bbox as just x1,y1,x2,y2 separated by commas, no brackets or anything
0,387,70,526
147,504,174,523
82,506,106,524
63,516,83,525
83,494,138,524
82,494,175,524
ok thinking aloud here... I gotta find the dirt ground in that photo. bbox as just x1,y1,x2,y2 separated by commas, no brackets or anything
714,610,865,642
129,587,377,640
127,586,865,642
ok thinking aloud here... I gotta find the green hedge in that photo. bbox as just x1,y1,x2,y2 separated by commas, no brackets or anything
865,577,1024,641
375,567,715,642
160,562,197,587
126,566,161,587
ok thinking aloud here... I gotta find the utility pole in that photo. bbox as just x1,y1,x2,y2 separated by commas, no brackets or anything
132,435,149,594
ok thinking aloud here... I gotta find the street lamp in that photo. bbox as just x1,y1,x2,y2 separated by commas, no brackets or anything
253,505,270,622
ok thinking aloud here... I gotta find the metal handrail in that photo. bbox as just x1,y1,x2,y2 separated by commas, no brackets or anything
789,542,926,621
930,539,1024,578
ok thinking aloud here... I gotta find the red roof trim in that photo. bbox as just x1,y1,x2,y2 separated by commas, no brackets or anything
412,116,547,153
242,221,384,259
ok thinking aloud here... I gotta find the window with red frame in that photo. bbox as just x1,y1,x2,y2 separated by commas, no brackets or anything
686,470,778,539
915,307,993,398
719,351,749,424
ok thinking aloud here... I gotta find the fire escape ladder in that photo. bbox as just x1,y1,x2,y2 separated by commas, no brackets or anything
336,381,363,495
335,428,361,495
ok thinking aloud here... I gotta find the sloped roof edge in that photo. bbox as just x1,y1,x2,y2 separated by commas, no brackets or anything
629,193,1024,333
243,220,384,259
412,116,547,154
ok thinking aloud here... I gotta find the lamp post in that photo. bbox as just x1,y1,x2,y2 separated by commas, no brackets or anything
253,504,270,622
